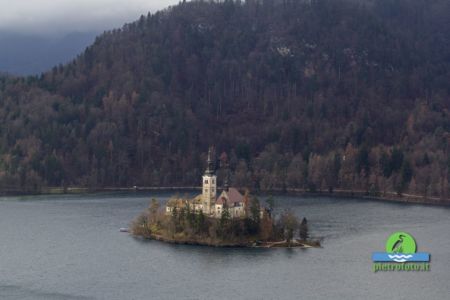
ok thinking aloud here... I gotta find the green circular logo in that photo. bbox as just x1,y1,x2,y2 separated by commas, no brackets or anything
385,232,416,254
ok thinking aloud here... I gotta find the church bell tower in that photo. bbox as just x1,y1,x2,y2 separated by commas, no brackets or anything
202,147,217,214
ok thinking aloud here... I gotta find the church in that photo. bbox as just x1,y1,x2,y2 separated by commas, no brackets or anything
166,148,247,218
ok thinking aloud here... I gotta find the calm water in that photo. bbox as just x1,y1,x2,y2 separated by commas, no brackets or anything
0,192,449,299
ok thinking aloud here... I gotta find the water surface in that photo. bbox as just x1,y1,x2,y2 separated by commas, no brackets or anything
0,192,449,299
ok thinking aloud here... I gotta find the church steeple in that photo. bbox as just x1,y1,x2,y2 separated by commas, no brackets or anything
202,147,217,214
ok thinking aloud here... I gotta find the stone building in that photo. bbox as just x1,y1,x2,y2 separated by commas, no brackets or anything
166,148,247,218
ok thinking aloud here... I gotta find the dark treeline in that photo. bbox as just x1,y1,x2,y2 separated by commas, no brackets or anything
0,0,449,199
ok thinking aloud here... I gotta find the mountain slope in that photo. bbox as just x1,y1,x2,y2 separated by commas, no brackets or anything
0,0,449,198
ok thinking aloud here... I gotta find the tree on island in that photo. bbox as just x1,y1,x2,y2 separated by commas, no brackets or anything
250,197,261,226
243,196,261,236
299,217,309,241
170,206,179,235
186,204,195,229
219,203,231,238
266,196,275,216
259,210,274,241
149,198,160,219
195,210,207,234
280,211,299,244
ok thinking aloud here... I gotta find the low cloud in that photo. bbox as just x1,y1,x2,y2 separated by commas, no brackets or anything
0,0,179,36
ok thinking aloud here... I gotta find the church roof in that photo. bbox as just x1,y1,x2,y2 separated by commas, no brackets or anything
216,188,244,205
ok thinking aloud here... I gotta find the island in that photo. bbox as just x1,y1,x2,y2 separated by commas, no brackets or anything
131,148,320,248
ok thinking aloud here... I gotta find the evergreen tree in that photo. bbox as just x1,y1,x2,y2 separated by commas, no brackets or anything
280,211,298,244
266,196,275,216
196,210,206,234
219,203,231,238
250,197,261,226
299,217,309,241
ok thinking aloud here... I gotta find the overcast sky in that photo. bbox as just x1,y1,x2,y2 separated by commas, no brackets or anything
0,0,179,36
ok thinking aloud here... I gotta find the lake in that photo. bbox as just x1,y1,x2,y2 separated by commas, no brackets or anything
0,192,449,299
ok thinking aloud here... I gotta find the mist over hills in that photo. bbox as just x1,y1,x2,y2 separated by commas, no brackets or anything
0,32,97,75
0,0,449,199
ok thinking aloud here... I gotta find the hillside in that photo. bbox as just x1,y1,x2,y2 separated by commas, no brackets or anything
0,0,448,199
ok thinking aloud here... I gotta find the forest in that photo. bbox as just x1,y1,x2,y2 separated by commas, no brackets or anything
0,0,448,200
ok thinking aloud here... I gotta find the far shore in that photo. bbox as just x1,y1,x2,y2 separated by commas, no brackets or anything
1,186,449,206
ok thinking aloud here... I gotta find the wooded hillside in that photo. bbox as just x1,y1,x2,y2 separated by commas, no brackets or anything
0,0,449,199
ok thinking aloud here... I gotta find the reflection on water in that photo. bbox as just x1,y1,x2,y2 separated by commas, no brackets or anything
0,192,449,300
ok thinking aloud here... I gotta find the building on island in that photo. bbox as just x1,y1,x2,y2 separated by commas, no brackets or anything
166,148,247,218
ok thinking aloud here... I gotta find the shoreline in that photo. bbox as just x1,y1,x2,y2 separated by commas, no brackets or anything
1,186,449,206
133,233,320,249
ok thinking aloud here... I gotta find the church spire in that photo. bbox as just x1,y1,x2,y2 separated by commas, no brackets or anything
202,147,217,215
